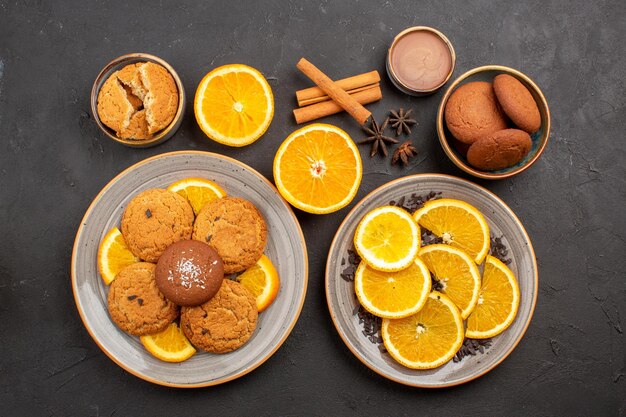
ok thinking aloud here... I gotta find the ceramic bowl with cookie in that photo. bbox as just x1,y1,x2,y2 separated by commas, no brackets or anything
90,53,186,148
437,65,550,179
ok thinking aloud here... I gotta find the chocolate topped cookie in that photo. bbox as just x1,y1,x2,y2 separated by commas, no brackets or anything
445,81,508,144
107,262,179,336
121,189,194,263
155,240,224,306
192,197,267,274
467,128,532,171
181,280,258,353
493,74,541,134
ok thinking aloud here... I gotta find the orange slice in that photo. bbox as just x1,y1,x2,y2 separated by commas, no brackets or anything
418,244,481,319
382,292,464,369
273,123,362,214
353,206,420,272
140,322,196,363
97,227,140,285
236,254,280,312
166,177,226,215
194,64,274,147
466,255,520,339
413,198,490,264
354,258,431,319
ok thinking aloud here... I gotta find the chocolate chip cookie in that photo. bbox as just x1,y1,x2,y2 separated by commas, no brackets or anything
181,280,258,353
107,262,179,336
192,197,267,274
121,189,194,263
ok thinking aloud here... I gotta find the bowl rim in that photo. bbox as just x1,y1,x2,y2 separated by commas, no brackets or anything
436,65,551,180
90,52,186,148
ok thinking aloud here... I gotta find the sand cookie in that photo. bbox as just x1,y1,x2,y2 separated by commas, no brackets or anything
192,197,267,274
121,189,194,263
445,81,508,144
107,262,179,336
493,74,541,134
467,128,532,170
119,109,151,140
97,74,134,134
181,280,258,353
138,62,179,134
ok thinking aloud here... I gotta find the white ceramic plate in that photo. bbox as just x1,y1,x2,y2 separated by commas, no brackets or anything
72,151,308,387
325,174,537,387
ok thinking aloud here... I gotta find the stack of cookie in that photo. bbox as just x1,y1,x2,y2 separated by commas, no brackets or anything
445,74,541,171
97,62,178,140
107,188,270,356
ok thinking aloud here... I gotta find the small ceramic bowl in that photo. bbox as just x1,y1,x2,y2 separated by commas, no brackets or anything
386,26,456,96
436,65,550,179
90,53,186,148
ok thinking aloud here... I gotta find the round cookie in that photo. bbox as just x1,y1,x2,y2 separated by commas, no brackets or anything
493,74,541,134
192,197,267,274
107,262,179,336
155,240,224,306
121,189,194,263
445,81,508,144
139,62,179,134
97,72,134,134
181,280,258,353
467,129,532,171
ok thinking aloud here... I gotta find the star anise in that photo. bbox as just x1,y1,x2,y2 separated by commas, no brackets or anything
389,108,417,136
392,140,418,166
359,117,399,157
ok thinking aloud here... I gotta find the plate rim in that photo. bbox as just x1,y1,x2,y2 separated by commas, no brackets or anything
71,150,309,388
325,173,538,388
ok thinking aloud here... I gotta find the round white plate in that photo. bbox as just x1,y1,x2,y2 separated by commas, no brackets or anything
72,151,308,387
325,174,537,388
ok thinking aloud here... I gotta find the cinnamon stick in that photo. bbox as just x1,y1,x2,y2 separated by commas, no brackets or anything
296,70,380,107
293,85,382,124
296,58,371,125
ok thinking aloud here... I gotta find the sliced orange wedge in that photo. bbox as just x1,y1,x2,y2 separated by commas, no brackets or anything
273,123,362,214
354,258,431,319
413,198,490,264
236,254,280,312
382,292,464,369
353,206,420,272
140,322,196,363
167,177,226,215
418,244,481,319
194,64,274,147
466,255,520,339
97,227,140,285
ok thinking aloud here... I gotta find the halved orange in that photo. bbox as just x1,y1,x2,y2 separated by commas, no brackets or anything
140,322,196,363
97,227,140,285
382,292,464,369
353,206,420,272
354,258,431,319
273,123,362,214
466,255,520,339
236,254,280,312
413,198,490,264
194,64,274,147
166,177,226,215
418,244,481,319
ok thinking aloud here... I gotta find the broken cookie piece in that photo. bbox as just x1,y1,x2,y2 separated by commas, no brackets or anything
96,61,178,140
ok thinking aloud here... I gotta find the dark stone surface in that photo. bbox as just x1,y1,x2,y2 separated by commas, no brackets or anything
1,1,624,415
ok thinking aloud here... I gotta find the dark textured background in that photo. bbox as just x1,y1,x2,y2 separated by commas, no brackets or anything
1,1,624,416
